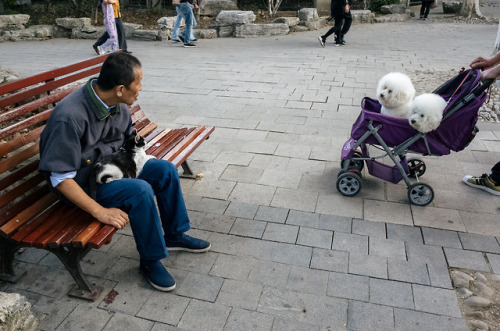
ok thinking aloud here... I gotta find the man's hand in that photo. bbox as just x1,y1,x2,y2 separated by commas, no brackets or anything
93,207,129,229
345,4,350,13
470,56,491,70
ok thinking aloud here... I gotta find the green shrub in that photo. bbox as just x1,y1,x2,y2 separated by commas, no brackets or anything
369,0,400,12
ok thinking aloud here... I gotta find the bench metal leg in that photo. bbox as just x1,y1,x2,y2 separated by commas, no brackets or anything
50,246,103,301
0,238,26,282
179,160,196,179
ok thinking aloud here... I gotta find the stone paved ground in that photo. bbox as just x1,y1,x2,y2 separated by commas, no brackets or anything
1,10,500,331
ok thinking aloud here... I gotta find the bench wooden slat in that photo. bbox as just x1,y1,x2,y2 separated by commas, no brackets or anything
0,186,50,226
0,108,51,141
88,225,117,249
164,126,204,162
147,128,188,157
10,201,65,242
129,104,140,116
131,109,146,124
21,204,74,246
0,143,39,174
0,88,74,125
49,213,94,248
0,54,109,96
170,126,215,167
0,193,58,237
0,173,45,209
137,122,158,138
144,128,168,145
32,208,82,248
0,126,44,158
0,160,39,191
71,221,103,248
132,118,151,132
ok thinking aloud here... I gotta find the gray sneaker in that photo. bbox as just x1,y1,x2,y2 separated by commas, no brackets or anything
463,174,500,196
318,36,325,48
184,43,196,48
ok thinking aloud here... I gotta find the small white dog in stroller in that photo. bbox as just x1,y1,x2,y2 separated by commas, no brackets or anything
377,72,416,118
408,93,448,133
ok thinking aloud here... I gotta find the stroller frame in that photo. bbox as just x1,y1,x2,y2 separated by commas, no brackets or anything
337,69,493,206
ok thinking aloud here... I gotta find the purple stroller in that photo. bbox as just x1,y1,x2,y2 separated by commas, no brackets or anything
337,69,493,206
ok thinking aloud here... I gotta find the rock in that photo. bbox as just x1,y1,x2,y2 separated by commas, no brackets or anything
234,23,289,38
71,26,105,39
55,17,91,30
491,274,500,282
298,8,318,22
0,14,30,30
272,17,300,27
0,292,39,331
157,16,178,30
133,29,160,41
466,311,485,319
200,0,238,17
303,19,325,30
194,28,217,39
443,1,462,14
457,287,474,299
473,282,494,297
216,10,256,26
473,272,488,283
123,22,143,39
451,270,474,288
380,4,407,14
217,25,234,37
469,320,489,330
289,25,309,32
464,296,491,308
351,10,375,24
374,13,410,23
52,25,72,39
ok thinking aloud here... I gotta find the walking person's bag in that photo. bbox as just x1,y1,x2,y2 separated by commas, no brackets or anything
431,0,438,9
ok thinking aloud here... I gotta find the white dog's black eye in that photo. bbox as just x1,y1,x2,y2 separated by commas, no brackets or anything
388,90,392,93
421,114,424,117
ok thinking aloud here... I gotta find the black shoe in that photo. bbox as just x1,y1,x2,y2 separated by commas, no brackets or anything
140,260,176,292
339,39,346,45
122,50,132,54
171,38,181,42
318,36,325,47
191,38,198,42
92,45,99,55
178,35,185,43
165,233,211,252
183,43,196,48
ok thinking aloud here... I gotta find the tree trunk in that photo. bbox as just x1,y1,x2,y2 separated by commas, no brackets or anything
495,18,500,55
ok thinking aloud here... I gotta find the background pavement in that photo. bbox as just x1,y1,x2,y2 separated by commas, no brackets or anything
0,12,499,331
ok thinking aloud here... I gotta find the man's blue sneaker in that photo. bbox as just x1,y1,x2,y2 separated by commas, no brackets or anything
140,260,176,292
164,234,211,253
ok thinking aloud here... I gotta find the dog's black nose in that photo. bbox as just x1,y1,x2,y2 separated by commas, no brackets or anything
411,119,416,124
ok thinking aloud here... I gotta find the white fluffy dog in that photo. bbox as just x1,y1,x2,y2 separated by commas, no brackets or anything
408,93,447,133
377,72,416,118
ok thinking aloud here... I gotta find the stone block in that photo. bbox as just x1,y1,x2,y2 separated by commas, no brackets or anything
370,278,414,309
123,22,143,38
71,26,104,40
217,25,235,37
380,4,407,14
327,272,369,301
55,17,91,30
0,14,30,30
298,8,318,22
374,13,410,23
194,28,217,39
216,10,256,26
156,16,177,30
52,25,72,39
444,247,490,272
413,284,462,318
304,19,325,31
272,17,300,27
234,23,289,38
200,0,238,17
0,292,39,331
133,29,160,41
443,1,462,14
351,10,375,24
347,301,394,330
290,25,309,32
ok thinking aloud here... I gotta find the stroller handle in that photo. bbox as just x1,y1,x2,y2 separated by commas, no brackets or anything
472,78,494,97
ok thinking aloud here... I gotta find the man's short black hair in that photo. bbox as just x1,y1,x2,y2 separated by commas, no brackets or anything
96,52,142,91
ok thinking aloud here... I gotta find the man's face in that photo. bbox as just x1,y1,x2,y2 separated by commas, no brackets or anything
118,67,143,106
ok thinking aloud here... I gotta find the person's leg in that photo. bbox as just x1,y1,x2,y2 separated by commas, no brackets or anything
172,6,182,41
190,12,197,40
333,15,344,45
420,1,425,18
96,178,168,261
424,1,431,18
340,11,352,43
94,31,109,48
137,159,191,236
179,3,193,44
490,161,500,184
115,17,128,52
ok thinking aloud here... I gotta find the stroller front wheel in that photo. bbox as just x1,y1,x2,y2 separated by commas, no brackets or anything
407,182,434,206
337,172,363,197
408,158,426,178
340,151,364,172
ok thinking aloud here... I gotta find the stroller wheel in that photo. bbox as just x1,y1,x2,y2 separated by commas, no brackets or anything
408,158,426,178
340,152,364,172
336,172,363,197
407,183,434,206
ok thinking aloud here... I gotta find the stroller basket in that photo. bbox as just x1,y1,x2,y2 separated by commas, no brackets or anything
366,158,410,184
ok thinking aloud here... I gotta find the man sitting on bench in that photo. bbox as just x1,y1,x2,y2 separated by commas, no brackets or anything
38,52,210,292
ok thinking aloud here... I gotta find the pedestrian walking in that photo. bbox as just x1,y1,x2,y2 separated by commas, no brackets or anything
318,0,352,47
93,0,130,54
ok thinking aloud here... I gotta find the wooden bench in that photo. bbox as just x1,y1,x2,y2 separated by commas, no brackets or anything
0,53,214,301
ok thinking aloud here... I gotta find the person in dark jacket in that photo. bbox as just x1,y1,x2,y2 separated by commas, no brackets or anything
419,0,434,20
39,52,211,292
318,0,352,47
